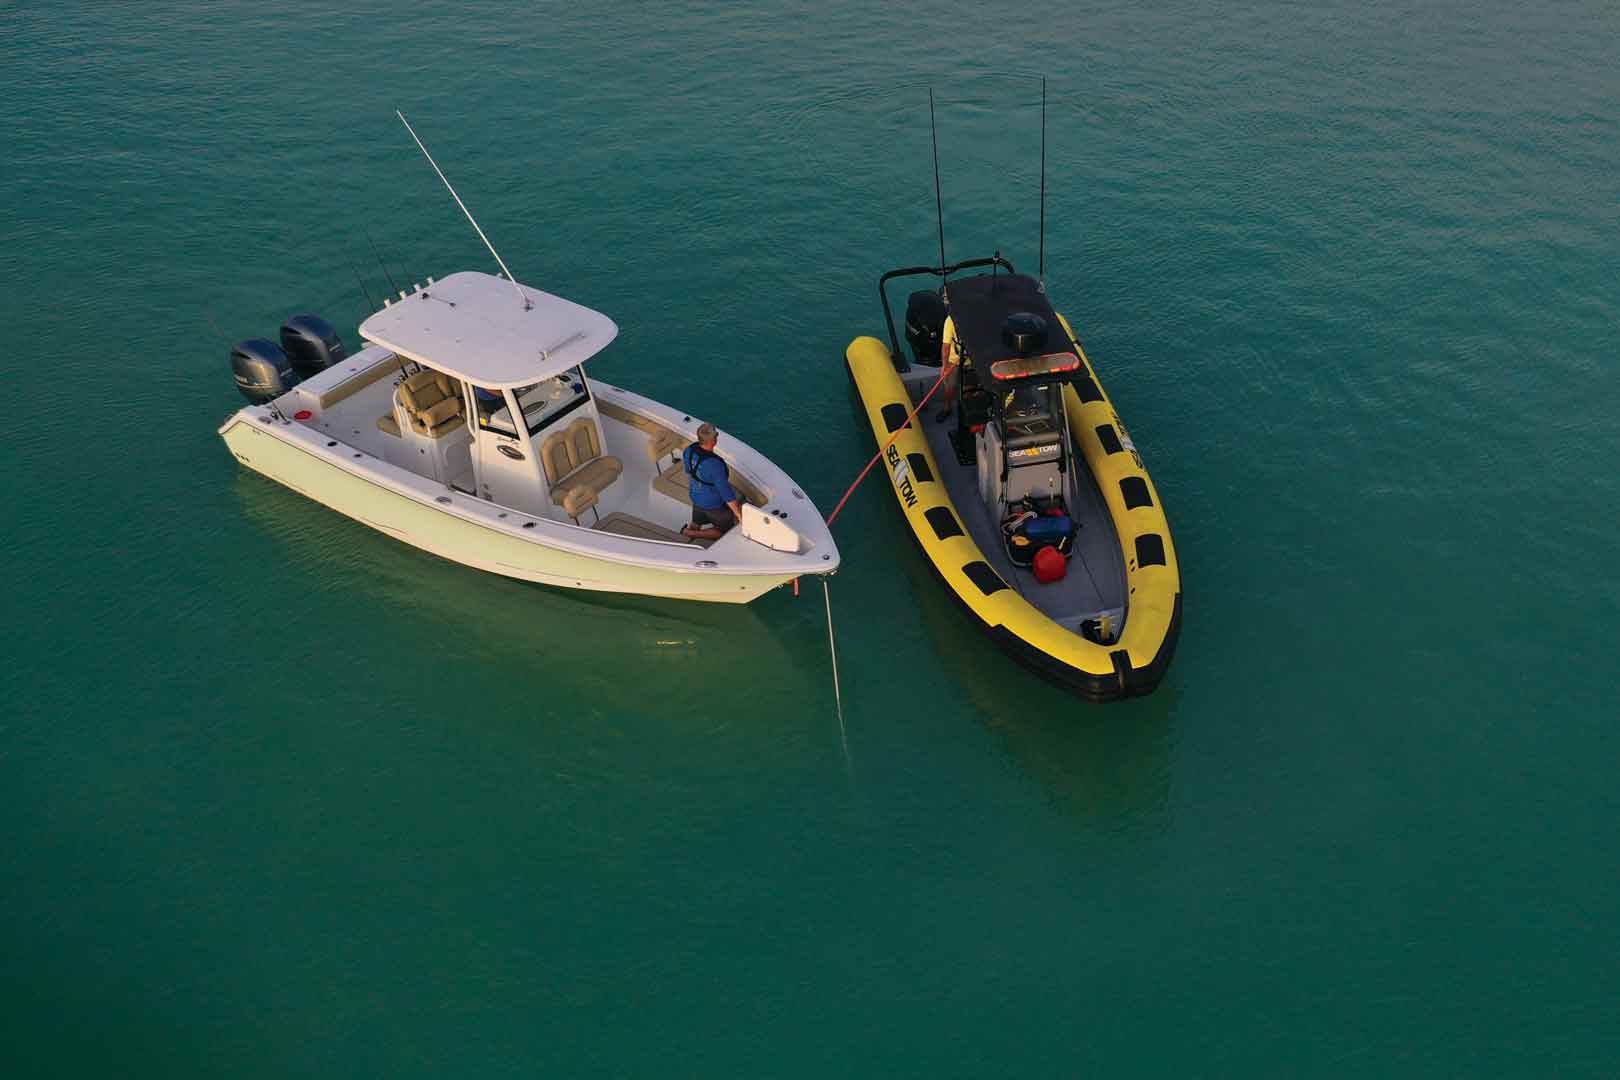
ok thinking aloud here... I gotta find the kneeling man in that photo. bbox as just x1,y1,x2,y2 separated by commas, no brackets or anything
680,422,744,541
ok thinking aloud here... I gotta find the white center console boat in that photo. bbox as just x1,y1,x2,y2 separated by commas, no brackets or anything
219,270,838,603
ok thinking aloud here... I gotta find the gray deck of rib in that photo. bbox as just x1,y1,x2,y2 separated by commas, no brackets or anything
899,368,1129,630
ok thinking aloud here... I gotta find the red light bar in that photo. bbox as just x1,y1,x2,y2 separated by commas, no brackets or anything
988,351,1081,380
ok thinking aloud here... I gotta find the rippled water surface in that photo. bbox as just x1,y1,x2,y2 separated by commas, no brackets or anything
4,1,1619,1074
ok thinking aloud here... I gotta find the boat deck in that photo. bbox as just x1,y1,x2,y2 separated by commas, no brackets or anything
278,352,784,558
593,511,688,544
898,367,1129,631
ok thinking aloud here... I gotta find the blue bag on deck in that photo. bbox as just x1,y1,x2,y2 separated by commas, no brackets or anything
1023,514,1073,544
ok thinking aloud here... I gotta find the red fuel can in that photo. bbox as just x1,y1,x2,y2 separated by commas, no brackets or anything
1033,545,1067,584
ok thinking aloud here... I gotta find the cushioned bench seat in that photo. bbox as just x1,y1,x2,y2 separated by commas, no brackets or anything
647,427,685,463
653,461,764,507
597,399,686,465
313,356,402,409
557,455,621,499
540,418,622,520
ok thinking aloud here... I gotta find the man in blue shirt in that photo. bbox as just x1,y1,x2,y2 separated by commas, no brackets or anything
680,422,744,541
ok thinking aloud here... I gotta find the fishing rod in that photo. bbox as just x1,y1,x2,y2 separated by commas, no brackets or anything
365,229,402,297
348,256,413,378
348,257,378,312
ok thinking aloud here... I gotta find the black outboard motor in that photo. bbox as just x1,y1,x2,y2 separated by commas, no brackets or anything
1002,312,1048,355
279,313,346,378
905,290,947,366
231,339,296,404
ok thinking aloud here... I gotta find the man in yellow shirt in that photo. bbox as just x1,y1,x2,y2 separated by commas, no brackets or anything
934,318,966,422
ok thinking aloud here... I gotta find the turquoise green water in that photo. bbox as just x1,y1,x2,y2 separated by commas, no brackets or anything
6,1,1619,1074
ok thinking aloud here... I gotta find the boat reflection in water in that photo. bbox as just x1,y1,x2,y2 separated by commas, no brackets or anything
232,471,830,762
891,517,1177,825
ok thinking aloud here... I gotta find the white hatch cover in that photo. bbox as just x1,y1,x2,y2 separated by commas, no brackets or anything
740,504,804,554
359,270,620,389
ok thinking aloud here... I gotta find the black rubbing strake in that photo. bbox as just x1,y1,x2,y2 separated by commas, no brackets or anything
962,560,1009,595
1120,476,1152,509
881,402,909,432
906,452,934,483
925,506,963,540
1096,424,1123,454
1135,533,1166,567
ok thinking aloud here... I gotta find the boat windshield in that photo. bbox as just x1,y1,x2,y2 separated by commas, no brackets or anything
471,366,589,437
1002,383,1059,437
472,385,517,436
513,366,588,434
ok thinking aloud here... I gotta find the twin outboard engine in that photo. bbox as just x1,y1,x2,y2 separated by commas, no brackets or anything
231,339,297,405
904,290,946,367
230,313,345,404
280,313,346,376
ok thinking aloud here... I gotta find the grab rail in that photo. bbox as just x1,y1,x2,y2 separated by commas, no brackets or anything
877,254,1016,370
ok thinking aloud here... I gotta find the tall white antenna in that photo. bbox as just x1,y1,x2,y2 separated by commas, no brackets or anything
396,109,531,310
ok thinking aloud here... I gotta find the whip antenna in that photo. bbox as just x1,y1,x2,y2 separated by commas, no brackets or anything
929,88,948,284
1038,78,1047,286
396,109,530,310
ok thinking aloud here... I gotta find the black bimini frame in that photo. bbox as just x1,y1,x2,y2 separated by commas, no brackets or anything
877,254,1015,371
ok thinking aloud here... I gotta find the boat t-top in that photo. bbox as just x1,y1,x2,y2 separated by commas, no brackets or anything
219,116,837,603
221,271,837,602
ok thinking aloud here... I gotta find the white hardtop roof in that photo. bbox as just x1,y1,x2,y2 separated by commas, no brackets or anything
358,270,619,389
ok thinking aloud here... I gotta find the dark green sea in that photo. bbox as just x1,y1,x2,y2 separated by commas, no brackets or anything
5,1,1619,1074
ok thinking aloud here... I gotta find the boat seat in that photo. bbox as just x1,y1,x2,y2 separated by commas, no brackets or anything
541,418,623,504
313,357,400,409
647,427,685,465
561,487,598,524
653,462,691,505
653,460,765,507
595,399,686,465
376,413,401,437
399,370,465,439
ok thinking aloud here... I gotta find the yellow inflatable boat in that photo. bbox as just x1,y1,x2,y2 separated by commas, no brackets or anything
845,256,1180,701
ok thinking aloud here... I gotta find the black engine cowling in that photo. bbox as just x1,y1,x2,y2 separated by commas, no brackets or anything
231,339,296,404
280,313,346,377
904,290,946,367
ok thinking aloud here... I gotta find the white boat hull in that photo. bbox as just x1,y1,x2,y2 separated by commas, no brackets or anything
221,415,825,604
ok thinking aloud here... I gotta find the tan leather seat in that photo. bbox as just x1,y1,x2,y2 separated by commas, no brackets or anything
653,459,765,507
314,357,401,409
540,417,623,506
561,487,598,523
566,456,622,495
647,427,684,465
539,431,575,487
596,399,685,466
376,413,401,437
399,370,465,438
